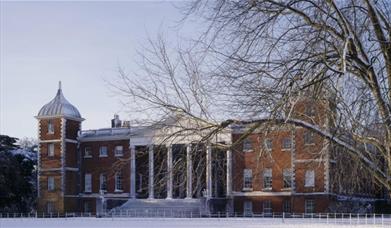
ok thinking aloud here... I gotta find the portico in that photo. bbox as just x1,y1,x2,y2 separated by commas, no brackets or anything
128,125,232,203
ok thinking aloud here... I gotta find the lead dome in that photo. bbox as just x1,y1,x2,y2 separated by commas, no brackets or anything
37,81,82,119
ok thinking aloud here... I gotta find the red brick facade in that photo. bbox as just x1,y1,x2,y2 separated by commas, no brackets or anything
80,140,130,194
37,117,81,213
36,91,379,214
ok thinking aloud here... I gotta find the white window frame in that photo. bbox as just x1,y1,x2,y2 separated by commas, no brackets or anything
99,146,108,157
264,139,272,151
48,119,54,134
100,174,107,192
48,143,54,157
47,176,55,191
243,201,253,216
283,169,292,189
263,169,272,190
85,174,92,193
305,200,315,214
281,137,292,150
263,200,272,214
304,170,315,187
84,147,92,158
115,171,123,192
243,138,253,152
243,169,253,190
304,131,315,145
114,145,123,157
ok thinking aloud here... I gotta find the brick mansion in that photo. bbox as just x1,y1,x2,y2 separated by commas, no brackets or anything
36,82,382,215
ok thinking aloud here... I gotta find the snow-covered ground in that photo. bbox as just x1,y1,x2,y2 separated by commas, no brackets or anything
0,218,388,228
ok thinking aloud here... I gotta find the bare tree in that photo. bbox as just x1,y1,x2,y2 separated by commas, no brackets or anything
112,0,391,197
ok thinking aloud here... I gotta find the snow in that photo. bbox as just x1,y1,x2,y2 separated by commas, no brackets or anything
0,217,388,228
11,148,37,161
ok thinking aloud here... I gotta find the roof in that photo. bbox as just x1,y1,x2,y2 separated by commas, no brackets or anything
37,81,82,120
78,126,152,142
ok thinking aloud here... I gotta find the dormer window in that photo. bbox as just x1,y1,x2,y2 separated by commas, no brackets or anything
48,120,54,134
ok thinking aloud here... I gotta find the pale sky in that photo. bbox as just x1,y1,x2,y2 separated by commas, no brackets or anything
0,1,199,139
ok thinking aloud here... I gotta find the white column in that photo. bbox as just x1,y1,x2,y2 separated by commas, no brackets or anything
206,144,212,198
130,145,136,199
148,145,154,199
226,149,232,196
166,144,173,199
186,144,192,199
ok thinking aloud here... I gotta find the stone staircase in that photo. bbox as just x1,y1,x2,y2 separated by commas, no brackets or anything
109,198,207,217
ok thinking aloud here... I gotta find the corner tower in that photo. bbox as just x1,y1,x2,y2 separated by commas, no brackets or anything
36,81,84,213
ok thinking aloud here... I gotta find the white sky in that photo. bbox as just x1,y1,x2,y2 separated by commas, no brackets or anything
0,1,199,139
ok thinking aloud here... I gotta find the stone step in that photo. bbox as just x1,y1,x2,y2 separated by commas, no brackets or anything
109,198,206,216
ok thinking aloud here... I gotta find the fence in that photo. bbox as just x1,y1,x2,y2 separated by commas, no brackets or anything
0,211,390,225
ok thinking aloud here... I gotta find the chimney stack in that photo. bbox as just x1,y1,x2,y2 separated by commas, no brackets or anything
122,120,130,128
111,114,122,128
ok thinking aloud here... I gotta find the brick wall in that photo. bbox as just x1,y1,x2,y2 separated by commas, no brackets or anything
38,172,63,213
65,142,78,167
65,119,80,140
231,98,332,213
40,142,62,169
40,118,62,140
80,140,130,194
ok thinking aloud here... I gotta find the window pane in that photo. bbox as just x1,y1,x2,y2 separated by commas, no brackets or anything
48,143,54,157
100,174,107,191
85,174,92,192
48,177,55,191
283,200,291,213
263,169,272,189
282,138,292,149
305,200,315,213
243,201,252,216
84,147,92,157
115,146,123,156
84,202,91,213
47,202,55,213
243,138,252,151
115,172,123,190
48,120,54,134
264,139,272,151
305,170,315,187
100,146,108,157
263,200,272,214
283,169,292,188
243,169,253,189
